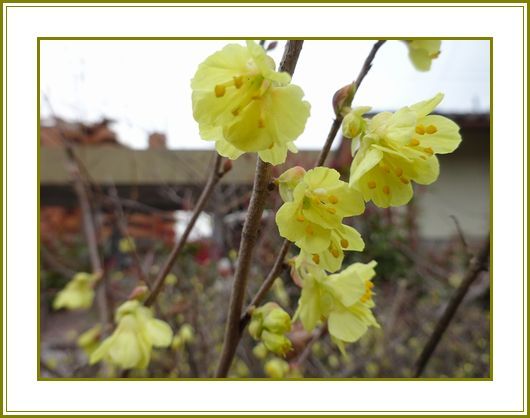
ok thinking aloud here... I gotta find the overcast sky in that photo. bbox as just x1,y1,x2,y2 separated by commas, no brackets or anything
40,39,490,150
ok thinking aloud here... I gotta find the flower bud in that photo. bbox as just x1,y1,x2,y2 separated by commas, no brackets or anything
342,106,372,140
264,358,290,379
252,342,268,359
178,324,194,343
332,83,356,116
248,315,263,340
262,307,291,334
261,330,292,356
128,284,149,302
276,166,306,202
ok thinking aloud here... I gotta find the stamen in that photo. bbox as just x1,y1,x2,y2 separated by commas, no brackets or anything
415,125,426,135
329,247,340,258
328,195,339,204
425,125,438,134
367,180,377,189
233,75,244,89
383,185,390,195
424,147,434,155
296,214,305,222
340,239,349,249
305,225,314,236
409,138,420,146
400,177,410,185
379,163,391,173
231,108,240,117
312,254,320,264
258,116,265,128
214,85,226,97
395,167,403,177
326,207,337,214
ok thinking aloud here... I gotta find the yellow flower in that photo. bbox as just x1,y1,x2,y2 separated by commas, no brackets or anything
252,342,268,359
77,324,102,356
191,40,310,165
53,272,96,310
276,167,365,268
90,300,173,370
118,237,135,254
264,358,290,379
294,261,379,344
349,93,462,208
406,40,441,71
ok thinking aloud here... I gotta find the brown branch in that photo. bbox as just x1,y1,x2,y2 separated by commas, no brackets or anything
144,153,226,307
413,236,490,377
215,40,305,378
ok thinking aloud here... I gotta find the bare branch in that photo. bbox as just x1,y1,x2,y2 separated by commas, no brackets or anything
413,236,490,377
144,153,227,307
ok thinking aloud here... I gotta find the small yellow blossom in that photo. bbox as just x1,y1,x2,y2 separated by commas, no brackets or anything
342,106,372,140
53,272,97,310
77,324,102,357
264,358,290,379
294,261,379,344
406,40,441,71
118,237,136,254
349,93,461,208
90,300,173,370
276,167,365,269
192,41,310,165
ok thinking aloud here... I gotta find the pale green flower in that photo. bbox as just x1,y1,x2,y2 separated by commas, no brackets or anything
53,272,97,310
294,261,379,344
90,300,173,370
407,40,441,71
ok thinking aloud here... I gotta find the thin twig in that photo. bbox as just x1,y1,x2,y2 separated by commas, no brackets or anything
413,236,490,377
292,325,328,369
316,40,386,167
450,214,472,260
215,40,305,378
108,185,149,287
43,97,111,327
144,153,226,307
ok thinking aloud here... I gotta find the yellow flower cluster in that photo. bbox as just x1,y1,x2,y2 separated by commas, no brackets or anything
191,40,310,166
249,302,292,357
90,300,173,370
346,93,461,208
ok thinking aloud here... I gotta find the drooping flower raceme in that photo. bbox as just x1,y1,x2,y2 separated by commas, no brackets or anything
275,166,365,272
294,260,379,344
348,93,462,208
53,272,97,310
191,40,310,165
90,300,173,370
406,40,441,71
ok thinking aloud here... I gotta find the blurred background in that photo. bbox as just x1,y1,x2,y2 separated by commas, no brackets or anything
39,39,490,378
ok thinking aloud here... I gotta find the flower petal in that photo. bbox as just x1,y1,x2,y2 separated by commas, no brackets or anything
416,114,462,154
